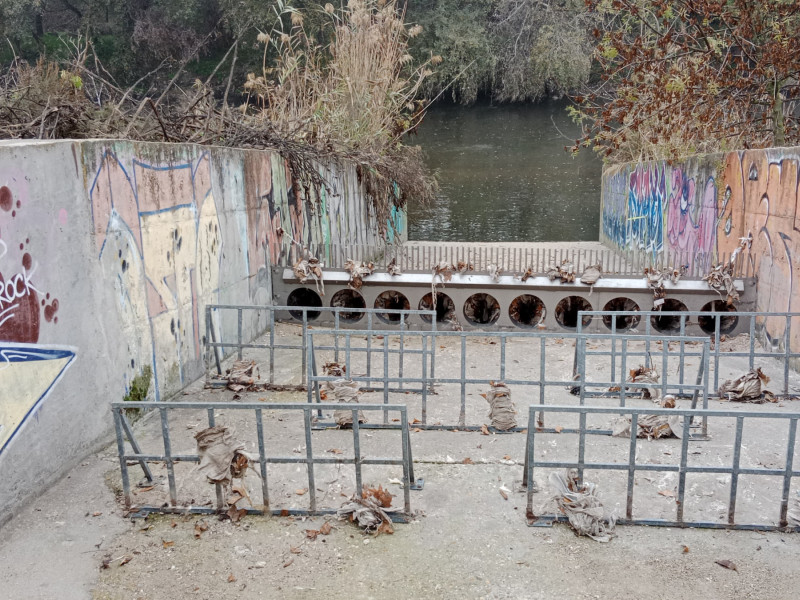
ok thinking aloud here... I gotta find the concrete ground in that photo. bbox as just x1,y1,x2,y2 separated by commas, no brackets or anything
2,327,800,600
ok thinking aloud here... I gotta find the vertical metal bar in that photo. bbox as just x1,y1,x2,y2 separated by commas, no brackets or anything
206,407,224,510
779,418,798,527
538,336,546,427
113,408,132,508
237,308,243,360
524,407,536,503
578,336,587,407
303,408,316,513
421,334,428,425
661,337,669,398
679,316,686,394
400,409,412,513
728,416,744,525
366,313,373,378
714,315,721,393
460,335,467,427
208,307,222,375
334,311,340,363
611,318,617,381
160,407,177,506
301,311,308,385
383,335,390,424
399,320,405,392
255,408,269,513
626,413,638,519
784,316,791,396
269,308,275,385
500,335,507,381
620,338,628,407
748,315,756,370
352,410,363,495
676,411,692,523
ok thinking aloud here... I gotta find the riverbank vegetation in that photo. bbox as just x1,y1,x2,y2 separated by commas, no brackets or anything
1,1,798,168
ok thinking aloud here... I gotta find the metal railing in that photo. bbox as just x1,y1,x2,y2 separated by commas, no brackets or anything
112,401,419,520
577,310,800,396
307,329,709,430
205,304,435,384
523,404,800,531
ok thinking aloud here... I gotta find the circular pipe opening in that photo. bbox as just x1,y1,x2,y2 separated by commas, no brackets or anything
330,289,366,322
374,290,410,323
287,288,322,320
602,297,641,331
509,294,546,328
698,300,738,334
463,293,501,326
650,299,688,332
419,292,456,323
554,296,593,329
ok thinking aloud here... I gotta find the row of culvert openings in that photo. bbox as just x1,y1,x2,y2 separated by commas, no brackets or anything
286,289,738,333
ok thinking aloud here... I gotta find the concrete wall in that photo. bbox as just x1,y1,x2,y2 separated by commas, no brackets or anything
599,147,800,353
0,139,401,523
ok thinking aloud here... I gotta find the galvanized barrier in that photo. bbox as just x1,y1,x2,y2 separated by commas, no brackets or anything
204,304,435,384
577,310,800,396
523,404,800,531
306,330,709,430
112,401,419,520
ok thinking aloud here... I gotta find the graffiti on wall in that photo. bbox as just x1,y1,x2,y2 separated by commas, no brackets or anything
89,150,222,397
627,163,667,259
1,177,75,456
601,167,630,249
720,150,800,349
666,168,718,272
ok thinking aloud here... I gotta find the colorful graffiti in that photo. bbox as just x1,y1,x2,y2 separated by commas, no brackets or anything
601,148,800,353
1,177,71,456
720,151,800,347
0,345,76,455
89,150,222,397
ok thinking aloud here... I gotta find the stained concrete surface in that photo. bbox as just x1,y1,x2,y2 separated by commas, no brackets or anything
2,328,800,599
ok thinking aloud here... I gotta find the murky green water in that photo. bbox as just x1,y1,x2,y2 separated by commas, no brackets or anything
408,101,603,242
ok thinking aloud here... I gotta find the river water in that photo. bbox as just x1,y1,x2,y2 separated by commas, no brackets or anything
408,101,603,242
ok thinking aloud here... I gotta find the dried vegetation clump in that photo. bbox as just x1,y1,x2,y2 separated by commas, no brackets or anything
0,1,437,231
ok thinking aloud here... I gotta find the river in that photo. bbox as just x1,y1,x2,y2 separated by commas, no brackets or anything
408,100,603,242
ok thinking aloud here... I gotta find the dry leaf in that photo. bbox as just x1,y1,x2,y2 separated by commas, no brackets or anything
377,521,394,535
280,509,290,517
319,391,328,400
554,425,564,433
290,546,303,554
503,455,512,461
412,418,421,424
462,457,474,464
194,520,209,538
119,555,133,566
320,522,332,535
326,448,343,455
658,490,676,498
227,506,247,523
391,418,400,422
283,558,294,568
162,540,174,549
363,485,393,508
480,424,490,436
499,488,509,500
682,545,690,553
305,529,319,540
227,573,236,583
170,520,177,528
92,512,102,517
100,557,111,570
137,486,155,492
412,428,422,433
715,559,738,572
296,488,308,496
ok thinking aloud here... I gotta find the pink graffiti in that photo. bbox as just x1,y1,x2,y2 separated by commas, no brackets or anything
667,168,717,270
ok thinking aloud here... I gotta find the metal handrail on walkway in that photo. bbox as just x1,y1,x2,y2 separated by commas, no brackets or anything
523,404,800,531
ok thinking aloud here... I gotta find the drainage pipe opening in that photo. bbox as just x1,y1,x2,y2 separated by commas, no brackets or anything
419,292,456,323
650,299,688,332
330,289,366,322
509,294,546,328
602,297,641,331
464,293,501,326
698,300,738,334
555,296,592,329
287,288,322,320
374,290,410,323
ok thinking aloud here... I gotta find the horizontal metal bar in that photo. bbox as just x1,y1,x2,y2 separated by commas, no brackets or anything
208,304,436,316
112,401,409,412
530,515,800,532
527,404,800,419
